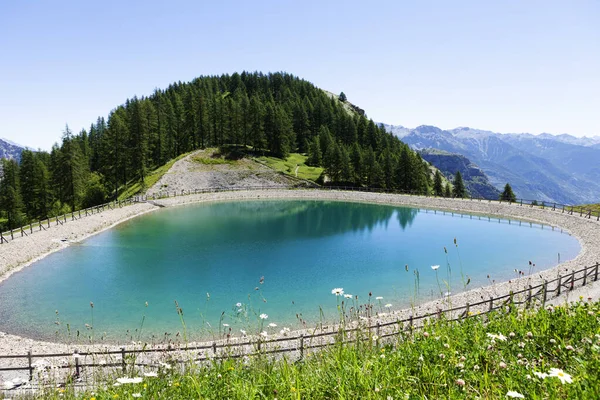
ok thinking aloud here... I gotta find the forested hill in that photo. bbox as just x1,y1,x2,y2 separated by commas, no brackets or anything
0,72,435,230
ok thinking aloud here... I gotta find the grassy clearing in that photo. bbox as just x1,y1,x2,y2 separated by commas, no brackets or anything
117,153,192,200
190,152,236,166
15,300,600,399
256,153,323,181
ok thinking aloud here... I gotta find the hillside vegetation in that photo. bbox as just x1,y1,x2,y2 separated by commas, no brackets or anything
0,72,436,230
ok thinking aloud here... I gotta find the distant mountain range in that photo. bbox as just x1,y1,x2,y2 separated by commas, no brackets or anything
0,138,26,162
383,124,600,205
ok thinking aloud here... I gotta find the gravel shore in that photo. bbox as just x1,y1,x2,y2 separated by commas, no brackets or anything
1,189,599,383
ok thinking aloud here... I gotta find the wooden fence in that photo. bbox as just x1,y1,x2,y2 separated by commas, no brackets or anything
1,262,598,387
2,185,599,245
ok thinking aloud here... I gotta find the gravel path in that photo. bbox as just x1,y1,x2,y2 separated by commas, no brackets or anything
1,189,599,386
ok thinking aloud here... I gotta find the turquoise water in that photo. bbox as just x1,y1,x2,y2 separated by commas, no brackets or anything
0,200,580,342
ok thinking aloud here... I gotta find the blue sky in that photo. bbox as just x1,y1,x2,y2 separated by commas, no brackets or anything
1,1,598,150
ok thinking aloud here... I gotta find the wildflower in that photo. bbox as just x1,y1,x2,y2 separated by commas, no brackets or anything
533,371,548,379
443,343,450,349
380,354,385,359
236,302,242,307
269,323,277,327
506,391,525,398
549,339,556,344
144,372,158,377
279,327,291,336
565,345,574,351
116,377,143,384
376,296,383,300
385,303,392,308
240,329,247,336
344,294,353,299
456,363,464,369
423,332,429,338
509,332,515,338
439,353,445,359
331,288,344,296
259,313,268,320
222,323,229,327
473,365,480,371
132,394,141,398
431,265,440,270
260,331,268,338
548,368,573,384
372,335,379,341
518,342,526,348
455,379,465,386
487,333,507,341
526,331,533,339
499,362,507,369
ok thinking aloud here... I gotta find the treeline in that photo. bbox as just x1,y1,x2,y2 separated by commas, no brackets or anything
0,72,436,230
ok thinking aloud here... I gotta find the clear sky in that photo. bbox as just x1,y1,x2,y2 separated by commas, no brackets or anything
1,0,598,150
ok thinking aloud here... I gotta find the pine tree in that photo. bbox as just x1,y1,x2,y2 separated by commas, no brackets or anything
453,171,467,198
0,158,25,229
500,183,517,202
444,182,452,198
433,170,444,196
307,136,322,166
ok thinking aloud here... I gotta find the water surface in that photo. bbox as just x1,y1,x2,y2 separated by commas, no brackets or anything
0,200,579,341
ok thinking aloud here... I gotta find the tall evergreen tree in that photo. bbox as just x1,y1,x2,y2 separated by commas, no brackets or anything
433,170,444,197
0,159,25,229
453,171,467,198
500,183,517,202
444,182,452,198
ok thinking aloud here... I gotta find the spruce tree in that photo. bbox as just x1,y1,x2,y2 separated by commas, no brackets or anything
500,183,517,202
453,171,467,198
444,182,452,198
433,170,444,196
0,159,25,229
307,136,322,166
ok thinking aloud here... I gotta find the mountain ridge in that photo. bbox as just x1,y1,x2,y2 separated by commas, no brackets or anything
382,124,600,204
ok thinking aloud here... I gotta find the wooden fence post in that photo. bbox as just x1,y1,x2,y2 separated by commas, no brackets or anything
570,270,575,290
299,334,305,360
121,347,126,373
556,275,562,296
464,303,470,319
542,280,548,307
409,314,413,333
74,349,80,377
213,342,217,356
595,263,599,282
28,350,33,381
527,286,532,308
583,265,588,286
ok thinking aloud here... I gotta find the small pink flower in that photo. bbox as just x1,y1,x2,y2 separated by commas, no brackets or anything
455,379,465,386
499,362,507,369
423,332,429,338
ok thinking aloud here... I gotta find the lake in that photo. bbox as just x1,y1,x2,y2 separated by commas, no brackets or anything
0,200,580,342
